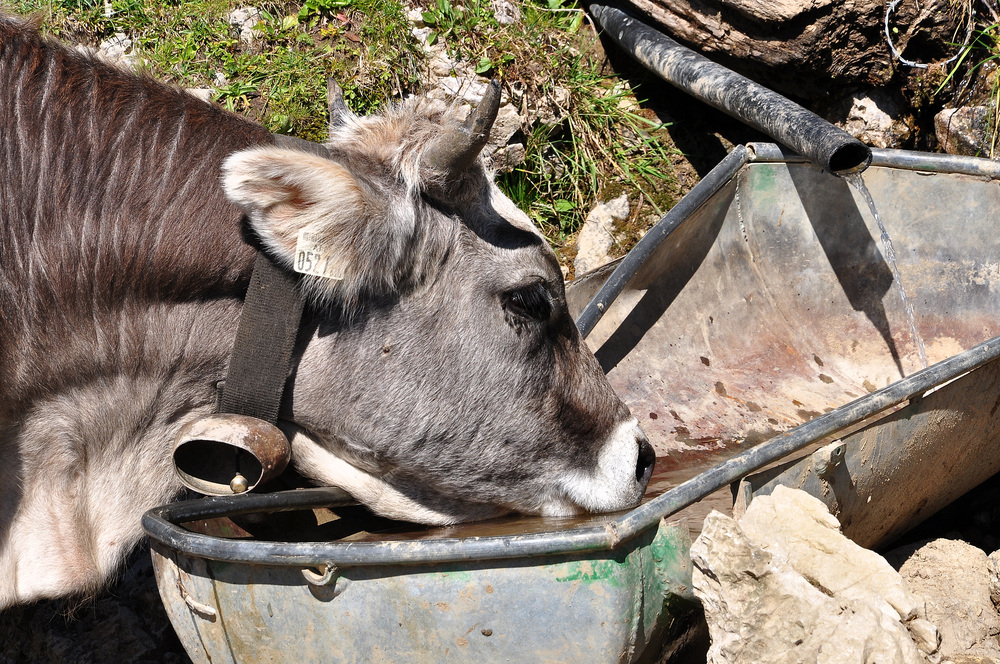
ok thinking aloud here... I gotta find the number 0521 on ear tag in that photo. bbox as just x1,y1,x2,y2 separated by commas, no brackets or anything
294,230,343,280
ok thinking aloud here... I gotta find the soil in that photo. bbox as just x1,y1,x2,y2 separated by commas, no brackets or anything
0,551,191,664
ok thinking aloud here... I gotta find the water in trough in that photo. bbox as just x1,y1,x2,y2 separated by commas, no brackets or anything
842,171,928,371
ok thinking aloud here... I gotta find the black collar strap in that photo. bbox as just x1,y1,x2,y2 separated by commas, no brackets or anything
171,135,329,496
217,251,305,423
218,134,331,422
174,240,305,495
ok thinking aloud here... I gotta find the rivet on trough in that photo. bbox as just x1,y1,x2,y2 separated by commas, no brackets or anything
173,413,290,496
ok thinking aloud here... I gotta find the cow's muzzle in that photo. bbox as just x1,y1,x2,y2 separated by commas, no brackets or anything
172,414,291,495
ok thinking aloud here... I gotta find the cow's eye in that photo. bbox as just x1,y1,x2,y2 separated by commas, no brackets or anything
503,283,552,322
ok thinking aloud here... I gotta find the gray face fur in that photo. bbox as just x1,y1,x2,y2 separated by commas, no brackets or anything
223,98,655,524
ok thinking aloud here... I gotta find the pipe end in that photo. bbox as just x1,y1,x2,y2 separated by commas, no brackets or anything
829,142,873,175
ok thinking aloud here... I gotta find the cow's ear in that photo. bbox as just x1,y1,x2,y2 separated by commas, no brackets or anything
224,146,410,304
223,145,448,304
222,145,368,265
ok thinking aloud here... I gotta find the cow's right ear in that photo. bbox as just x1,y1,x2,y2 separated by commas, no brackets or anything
223,146,414,303
222,145,367,267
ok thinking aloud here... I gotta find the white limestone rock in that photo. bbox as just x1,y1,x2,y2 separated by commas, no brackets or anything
574,194,629,276
830,90,912,149
185,88,214,103
900,539,1000,661
935,107,992,157
96,33,137,70
691,486,939,663
486,142,525,172
491,0,521,25
227,7,263,45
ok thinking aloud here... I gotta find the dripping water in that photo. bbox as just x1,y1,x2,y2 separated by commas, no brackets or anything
842,172,928,370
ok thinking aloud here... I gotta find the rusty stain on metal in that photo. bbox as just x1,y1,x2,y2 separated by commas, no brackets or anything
576,160,1000,484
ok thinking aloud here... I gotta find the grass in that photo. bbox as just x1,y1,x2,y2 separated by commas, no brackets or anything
929,9,1000,157
410,0,678,253
505,69,676,248
11,0,679,262
14,0,423,141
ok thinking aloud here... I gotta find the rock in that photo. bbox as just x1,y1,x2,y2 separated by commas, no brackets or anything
411,26,434,49
490,104,523,147
693,513,930,664
185,88,214,103
830,90,912,149
227,7,263,45
935,107,992,157
692,486,938,664
534,84,571,126
738,485,927,623
609,80,640,113
574,194,630,276
97,32,137,70
909,618,945,657
507,80,526,105
439,76,490,105
428,49,457,77
481,104,524,171
407,8,425,26
491,0,521,25
486,142,525,172
899,539,1000,661
988,550,1000,609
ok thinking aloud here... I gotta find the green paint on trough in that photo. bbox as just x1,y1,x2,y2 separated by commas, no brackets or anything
554,558,626,585
437,570,474,582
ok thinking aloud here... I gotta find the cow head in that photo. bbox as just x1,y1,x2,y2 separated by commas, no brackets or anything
220,83,655,524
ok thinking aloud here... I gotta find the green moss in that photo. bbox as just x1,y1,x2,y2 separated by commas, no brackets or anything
554,558,625,586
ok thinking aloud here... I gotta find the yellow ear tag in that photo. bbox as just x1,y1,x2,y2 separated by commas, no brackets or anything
294,230,343,280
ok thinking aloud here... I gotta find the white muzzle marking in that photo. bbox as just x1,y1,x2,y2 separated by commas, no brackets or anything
558,418,649,513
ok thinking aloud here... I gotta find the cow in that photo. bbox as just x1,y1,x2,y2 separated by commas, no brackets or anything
0,13,655,608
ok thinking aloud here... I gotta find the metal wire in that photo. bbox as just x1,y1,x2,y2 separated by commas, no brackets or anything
885,0,975,69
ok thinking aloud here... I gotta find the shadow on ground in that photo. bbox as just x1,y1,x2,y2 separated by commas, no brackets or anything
0,546,191,664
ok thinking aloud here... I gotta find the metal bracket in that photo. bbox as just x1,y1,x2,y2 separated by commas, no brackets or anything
302,562,339,587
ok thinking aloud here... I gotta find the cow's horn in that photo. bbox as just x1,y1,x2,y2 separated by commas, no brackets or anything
172,414,290,495
425,79,501,175
328,78,352,131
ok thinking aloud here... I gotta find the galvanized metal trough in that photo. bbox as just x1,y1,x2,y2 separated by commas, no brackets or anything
144,145,1000,663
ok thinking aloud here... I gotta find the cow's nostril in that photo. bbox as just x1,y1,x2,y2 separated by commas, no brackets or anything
635,436,655,484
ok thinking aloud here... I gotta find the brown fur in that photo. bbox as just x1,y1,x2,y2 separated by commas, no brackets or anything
0,14,270,418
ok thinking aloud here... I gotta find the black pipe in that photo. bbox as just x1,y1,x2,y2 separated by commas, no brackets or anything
588,3,872,175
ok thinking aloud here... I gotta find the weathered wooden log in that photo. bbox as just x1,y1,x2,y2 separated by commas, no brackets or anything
608,0,968,97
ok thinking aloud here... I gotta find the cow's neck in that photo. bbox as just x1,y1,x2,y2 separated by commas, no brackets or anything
0,25,273,416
